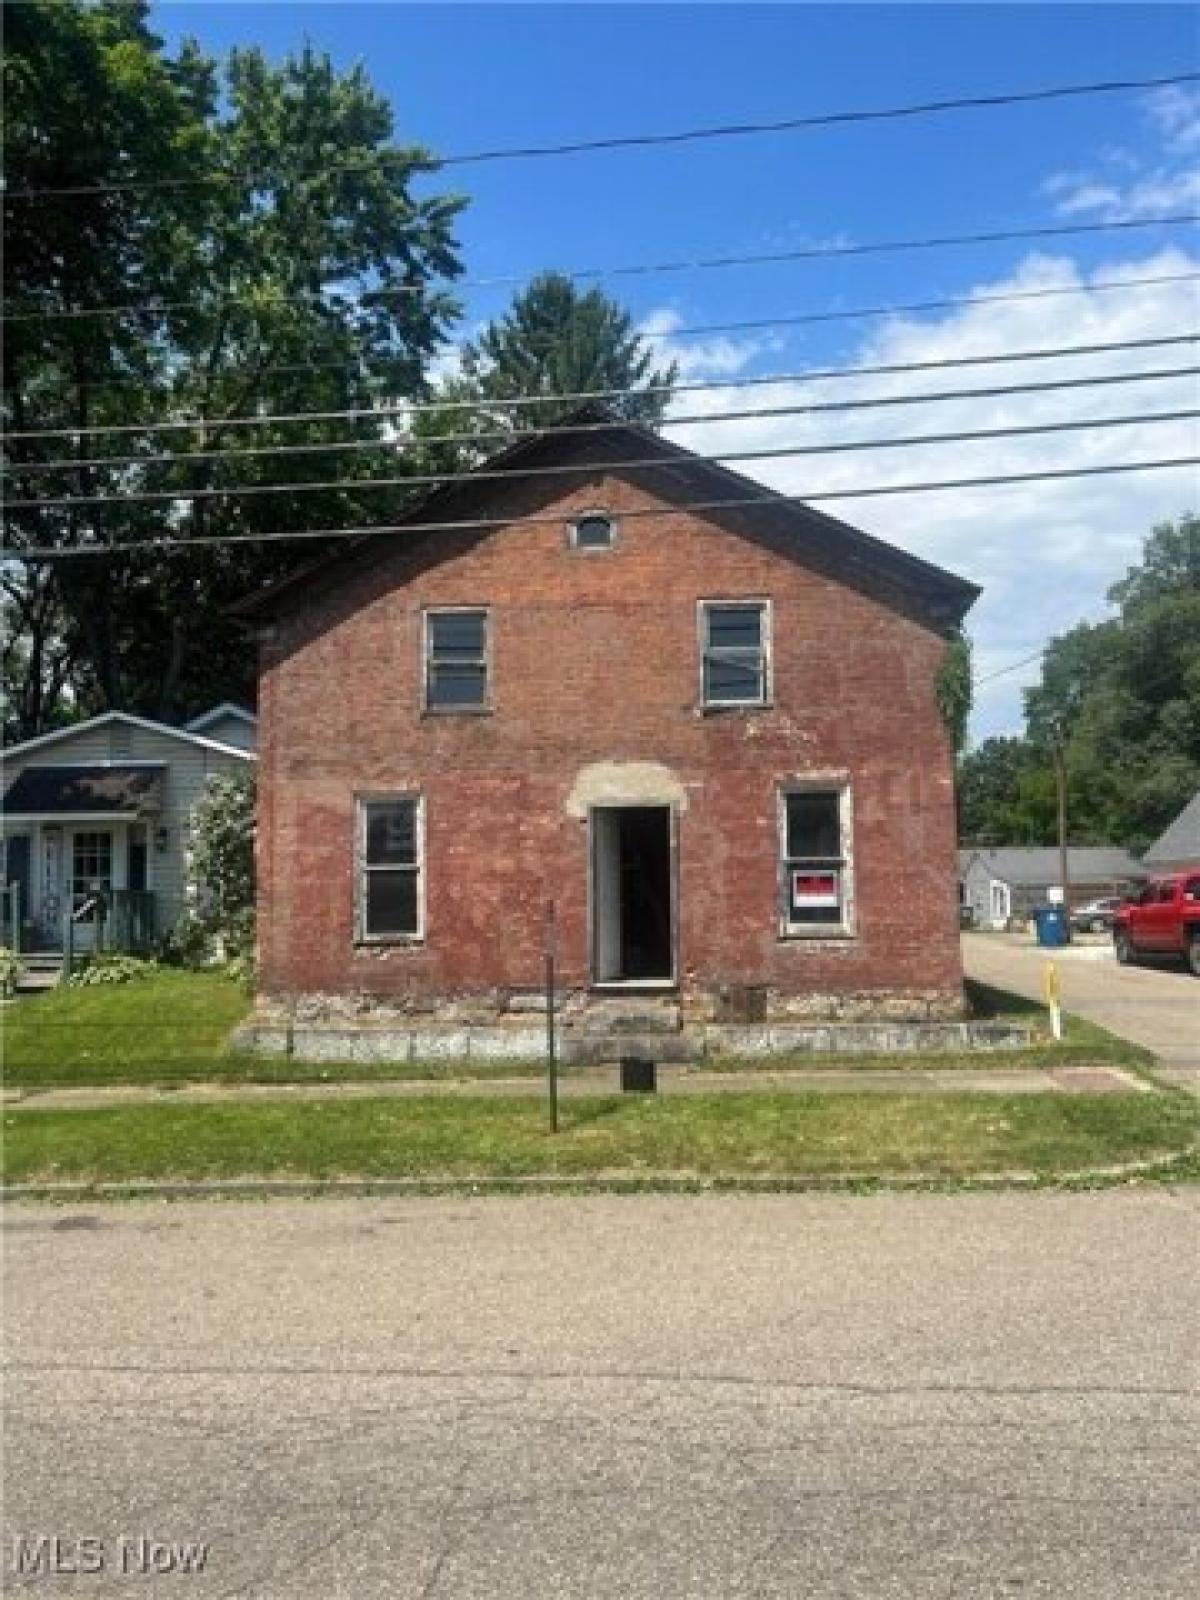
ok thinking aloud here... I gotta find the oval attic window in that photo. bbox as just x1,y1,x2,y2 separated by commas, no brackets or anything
571,512,616,550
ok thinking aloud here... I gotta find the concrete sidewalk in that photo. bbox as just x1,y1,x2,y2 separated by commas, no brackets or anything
0,1062,1154,1112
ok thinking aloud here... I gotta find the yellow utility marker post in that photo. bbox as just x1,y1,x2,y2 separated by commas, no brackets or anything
1043,960,1063,1041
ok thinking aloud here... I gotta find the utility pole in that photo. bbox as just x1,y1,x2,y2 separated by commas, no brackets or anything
1052,723,1071,942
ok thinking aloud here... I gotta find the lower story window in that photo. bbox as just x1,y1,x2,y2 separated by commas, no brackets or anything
357,795,422,940
780,784,853,935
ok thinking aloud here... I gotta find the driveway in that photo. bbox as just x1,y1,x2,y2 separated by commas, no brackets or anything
963,931,1200,1087
3,1191,1198,1598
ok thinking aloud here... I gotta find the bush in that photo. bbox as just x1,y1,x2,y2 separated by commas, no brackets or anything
69,954,159,987
0,946,20,997
173,771,256,967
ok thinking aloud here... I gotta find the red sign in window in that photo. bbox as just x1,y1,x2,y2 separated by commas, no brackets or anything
791,870,840,908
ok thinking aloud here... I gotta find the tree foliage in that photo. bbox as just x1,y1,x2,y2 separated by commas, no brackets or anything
3,1,465,738
935,629,973,755
179,770,256,959
959,514,1200,850
408,271,678,469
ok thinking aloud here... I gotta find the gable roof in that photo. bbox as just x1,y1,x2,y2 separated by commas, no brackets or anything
1143,791,1200,867
2,710,257,764
232,412,981,631
961,846,1146,886
185,702,257,734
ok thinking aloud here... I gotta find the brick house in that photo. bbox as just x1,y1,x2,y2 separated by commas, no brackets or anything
235,416,979,1047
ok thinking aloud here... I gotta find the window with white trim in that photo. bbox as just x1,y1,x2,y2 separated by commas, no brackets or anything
569,511,617,551
425,609,489,711
357,796,422,940
700,601,769,707
779,784,853,934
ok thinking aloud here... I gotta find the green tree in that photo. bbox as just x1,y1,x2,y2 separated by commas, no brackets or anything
409,271,679,470
958,514,1199,850
3,4,466,736
178,770,256,961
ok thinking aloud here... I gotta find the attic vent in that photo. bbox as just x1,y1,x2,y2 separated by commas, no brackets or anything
569,511,616,551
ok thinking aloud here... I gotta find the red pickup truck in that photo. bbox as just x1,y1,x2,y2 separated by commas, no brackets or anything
1112,873,1200,975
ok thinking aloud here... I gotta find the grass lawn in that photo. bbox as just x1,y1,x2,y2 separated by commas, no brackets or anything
3,1091,1195,1187
3,970,252,1088
1,969,1151,1091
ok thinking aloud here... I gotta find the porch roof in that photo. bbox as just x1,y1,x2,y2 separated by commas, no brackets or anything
2,764,165,819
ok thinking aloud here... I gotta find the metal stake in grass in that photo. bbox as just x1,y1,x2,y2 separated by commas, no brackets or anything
545,899,559,1133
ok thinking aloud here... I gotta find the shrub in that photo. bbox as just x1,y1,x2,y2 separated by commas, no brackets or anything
69,954,159,987
0,946,20,998
172,771,256,966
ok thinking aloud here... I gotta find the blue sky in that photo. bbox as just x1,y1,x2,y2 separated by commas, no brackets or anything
152,4,1199,739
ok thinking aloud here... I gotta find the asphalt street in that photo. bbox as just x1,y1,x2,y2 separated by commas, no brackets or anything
3,1190,1198,1598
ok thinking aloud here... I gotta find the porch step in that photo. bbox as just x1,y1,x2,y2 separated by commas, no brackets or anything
13,954,65,994
15,970,63,993
564,997,683,1037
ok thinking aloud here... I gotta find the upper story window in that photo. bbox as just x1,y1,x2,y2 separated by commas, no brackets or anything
779,783,854,937
569,511,617,551
425,608,489,712
700,600,770,708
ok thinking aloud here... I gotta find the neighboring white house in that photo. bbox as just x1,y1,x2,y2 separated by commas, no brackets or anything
1,708,255,952
1142,792,1200,874
184,702,257,753
959,846,1146,930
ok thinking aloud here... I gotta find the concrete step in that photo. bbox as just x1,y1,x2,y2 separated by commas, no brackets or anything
564,997,683,1036
14,970,62,993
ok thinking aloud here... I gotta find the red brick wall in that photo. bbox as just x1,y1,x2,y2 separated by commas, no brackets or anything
255,469,965,1012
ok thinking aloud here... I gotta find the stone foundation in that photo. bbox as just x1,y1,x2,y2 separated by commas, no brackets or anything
235,987,1028,1065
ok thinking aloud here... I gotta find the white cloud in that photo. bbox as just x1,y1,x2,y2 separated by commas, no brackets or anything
651,247,1200,743
1147,84,1200,156
1049,167,1200,222
638,308,772,379
1043,85,1200,222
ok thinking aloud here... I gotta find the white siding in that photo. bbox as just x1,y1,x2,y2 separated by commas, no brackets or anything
2,720,253,936
189,712,256,751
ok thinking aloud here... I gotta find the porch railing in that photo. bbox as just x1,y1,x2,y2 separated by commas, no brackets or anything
61,889,157,977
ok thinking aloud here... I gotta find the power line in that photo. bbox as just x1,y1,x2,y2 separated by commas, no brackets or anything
8,345,1197,446
4,213,1195,324
9,272,1198,397
976,650,1048,686
6,392,1196,515
7,335,1193,475
13,457,1198,561
5,69,1196,200
644,271,1200,341
5,410,1196,514
975,649,1197,714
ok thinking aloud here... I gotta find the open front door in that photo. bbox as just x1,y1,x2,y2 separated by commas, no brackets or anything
591,805,675,984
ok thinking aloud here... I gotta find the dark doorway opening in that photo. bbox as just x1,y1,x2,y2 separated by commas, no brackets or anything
592,805,674,983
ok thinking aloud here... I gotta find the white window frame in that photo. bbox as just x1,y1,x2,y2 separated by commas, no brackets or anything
355,792,425,944
777,779,855,939
698,598,772,710
422,606,491,714
567,509,619,553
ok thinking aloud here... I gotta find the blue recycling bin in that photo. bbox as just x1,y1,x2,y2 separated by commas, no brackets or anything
1033,905,1068,948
